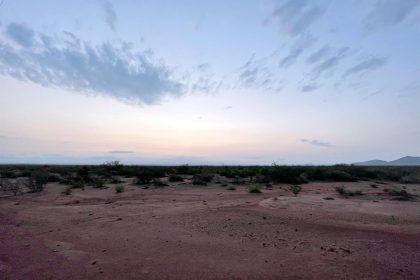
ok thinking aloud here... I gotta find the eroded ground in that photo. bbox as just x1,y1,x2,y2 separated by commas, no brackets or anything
1,180,419,279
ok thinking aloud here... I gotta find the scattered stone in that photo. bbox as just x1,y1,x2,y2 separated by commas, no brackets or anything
323,197,334,200
14,202,20,205
116,217,123,221
91,261,97,265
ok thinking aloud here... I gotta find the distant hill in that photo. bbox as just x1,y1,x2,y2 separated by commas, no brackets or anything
355,156,420,166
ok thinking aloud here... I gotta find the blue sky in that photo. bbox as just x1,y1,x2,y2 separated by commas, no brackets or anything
0,0,419,165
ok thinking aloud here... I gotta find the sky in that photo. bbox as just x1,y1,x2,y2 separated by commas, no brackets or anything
0,0,419,165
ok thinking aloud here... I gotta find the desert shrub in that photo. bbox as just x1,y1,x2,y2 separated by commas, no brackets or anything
0,178,23,195
388,189,413,201
115,185,124,193
110,177,123,184
296,173,309,184
335,186,346,195
135,168,165,185
72,178,85,190
92,177,105,188
62,186,72,195
76,166,91,182
100,161,124,177
255,174,270,184
176,164,190,175
248,186,262,194
47,173,62,182
192,173,213,185
269,165,304,184
399,175,420,184
153,178,168,187
27,169,49,193
168,174,183,182
290,185,302,196
328,170,357,182
232,176,245,185
334,186,363,197
192,175,207,185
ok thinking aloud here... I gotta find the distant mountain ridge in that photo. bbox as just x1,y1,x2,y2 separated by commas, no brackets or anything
355,156,420,166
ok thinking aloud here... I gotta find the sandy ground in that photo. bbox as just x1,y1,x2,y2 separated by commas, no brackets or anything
1,180,419,279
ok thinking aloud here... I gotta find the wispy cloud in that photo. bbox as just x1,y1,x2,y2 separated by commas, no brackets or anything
5,22,35,47
343,56,388,78
107,150,135,154
301,138,334,148
306,45,329,64
310,47,352,78
280,48,303,68
364,0,420,31
301,83,321,92
99,0,117,31
279,33,317,68
238,54,274,89
267,0,329,37
0,23,188,105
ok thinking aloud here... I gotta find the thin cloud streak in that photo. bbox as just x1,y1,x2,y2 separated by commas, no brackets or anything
301,138,334,148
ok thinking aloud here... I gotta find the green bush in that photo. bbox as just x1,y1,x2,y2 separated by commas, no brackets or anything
388,189,413,201
168,174,183,182
76,166,90,182
27,169,49,193
248,186,262,194
290,185,302,196
334,186,363,197
115,185,124,193
72,179,85,190
153,178,168,187
92,177,105,188
135,168,165,185
192,173,213,185
62,186,72,195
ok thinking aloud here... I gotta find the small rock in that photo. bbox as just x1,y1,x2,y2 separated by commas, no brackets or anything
91,261,97,265
116,217,123,221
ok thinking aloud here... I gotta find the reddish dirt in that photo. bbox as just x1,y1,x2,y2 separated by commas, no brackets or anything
1,180,420,279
